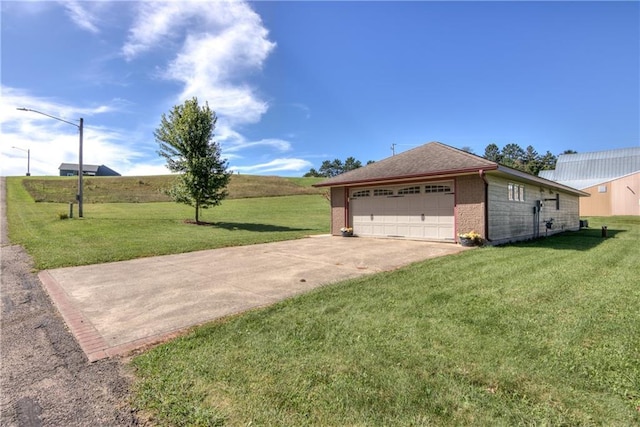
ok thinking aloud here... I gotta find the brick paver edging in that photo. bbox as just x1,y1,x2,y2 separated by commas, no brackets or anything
38,271,193,362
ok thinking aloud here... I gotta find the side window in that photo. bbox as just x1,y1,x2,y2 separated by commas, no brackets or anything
508,183,525,202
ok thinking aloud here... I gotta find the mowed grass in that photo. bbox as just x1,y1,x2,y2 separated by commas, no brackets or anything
5,177,329,269
132,217,640,426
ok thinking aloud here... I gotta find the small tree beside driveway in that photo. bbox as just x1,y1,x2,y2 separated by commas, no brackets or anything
155,97,231,223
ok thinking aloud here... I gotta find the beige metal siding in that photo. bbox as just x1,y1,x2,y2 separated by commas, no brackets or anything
580,173,640,216
612,173,640,215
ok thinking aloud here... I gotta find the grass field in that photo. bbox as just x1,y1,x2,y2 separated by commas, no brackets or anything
20,174,325,203
131,217,640,426
5,176,329,269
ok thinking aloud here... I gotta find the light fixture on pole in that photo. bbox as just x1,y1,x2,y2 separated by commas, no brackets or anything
11,146,31,176
17,108,84,217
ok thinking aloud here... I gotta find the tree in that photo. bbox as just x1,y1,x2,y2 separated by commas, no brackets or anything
501,143,525,169
303,168,321,178
523,145,541,175
155,97,231,223
343,156,362,172
484,143,502,163
538,151,558,172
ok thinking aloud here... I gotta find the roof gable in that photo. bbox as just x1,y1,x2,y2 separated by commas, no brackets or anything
315,142,497,187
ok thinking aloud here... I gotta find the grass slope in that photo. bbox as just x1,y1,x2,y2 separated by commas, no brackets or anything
20,174,325,203
132,217,640,426
5,177,329,269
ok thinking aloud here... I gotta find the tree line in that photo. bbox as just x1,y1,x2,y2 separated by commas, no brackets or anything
304,157,374,178
304,144,576,178
482,143,576,176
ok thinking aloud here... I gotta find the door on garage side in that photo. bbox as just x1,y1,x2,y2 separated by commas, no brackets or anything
349,182,454,241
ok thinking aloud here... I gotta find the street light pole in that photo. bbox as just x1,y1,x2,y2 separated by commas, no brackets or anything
17,107,84,217
78,117,83,217
11,146,30,176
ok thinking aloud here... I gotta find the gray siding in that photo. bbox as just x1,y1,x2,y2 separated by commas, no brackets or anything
487,175,580,244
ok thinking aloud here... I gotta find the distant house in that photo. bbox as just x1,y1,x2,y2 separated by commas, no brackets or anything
315,142,589,245
539,147,639,216
59,163,121,177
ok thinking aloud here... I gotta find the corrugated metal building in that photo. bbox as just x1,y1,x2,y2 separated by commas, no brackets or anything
540,147,640,216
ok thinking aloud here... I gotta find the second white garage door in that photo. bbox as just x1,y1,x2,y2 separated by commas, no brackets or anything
350,182,455,241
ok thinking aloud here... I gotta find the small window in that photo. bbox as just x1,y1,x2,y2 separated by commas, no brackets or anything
425,184,451,193
508,183,525,202
351,189,370,198
598,185,607,193
373,189,394,196
398,186,420,195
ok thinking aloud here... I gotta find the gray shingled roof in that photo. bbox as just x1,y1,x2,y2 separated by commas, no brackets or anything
315,142,498,187
539,147,640,190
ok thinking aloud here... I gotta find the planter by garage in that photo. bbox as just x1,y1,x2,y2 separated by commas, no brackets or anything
459,237,480,247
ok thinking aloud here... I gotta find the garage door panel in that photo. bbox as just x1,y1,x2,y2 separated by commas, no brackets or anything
350,182,454,241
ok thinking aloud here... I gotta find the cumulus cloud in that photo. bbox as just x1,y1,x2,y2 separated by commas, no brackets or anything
123,0,275,125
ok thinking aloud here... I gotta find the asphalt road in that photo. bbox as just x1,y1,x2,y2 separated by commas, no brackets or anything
0,177,138,426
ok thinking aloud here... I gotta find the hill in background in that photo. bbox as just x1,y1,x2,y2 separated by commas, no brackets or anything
21,175,326,203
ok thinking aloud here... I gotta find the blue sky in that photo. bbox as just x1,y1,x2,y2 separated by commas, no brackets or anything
2,1,638,177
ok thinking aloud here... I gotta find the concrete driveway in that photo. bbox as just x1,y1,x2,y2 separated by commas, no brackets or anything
38,236,468,361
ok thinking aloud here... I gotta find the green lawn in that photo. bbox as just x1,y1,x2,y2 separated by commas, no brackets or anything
132,217,640,426
5,177,329,269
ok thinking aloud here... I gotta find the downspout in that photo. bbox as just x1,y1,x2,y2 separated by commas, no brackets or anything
344,188,350,231
479,169,491,243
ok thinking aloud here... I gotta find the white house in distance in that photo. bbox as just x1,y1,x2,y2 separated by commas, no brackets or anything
539,147,640,217
314,142,589,245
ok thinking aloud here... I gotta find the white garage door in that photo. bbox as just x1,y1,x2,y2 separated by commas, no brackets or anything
350,182,455,241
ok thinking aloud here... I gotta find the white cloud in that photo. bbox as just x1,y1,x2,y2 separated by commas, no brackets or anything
61,1,101,34
0,86,145,177
123,0,275,125
224,138,291,154
232,158,313,175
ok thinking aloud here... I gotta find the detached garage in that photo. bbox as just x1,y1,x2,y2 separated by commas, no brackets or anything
315,142,589,245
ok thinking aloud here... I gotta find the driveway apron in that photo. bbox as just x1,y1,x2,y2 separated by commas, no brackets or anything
38,236,468,361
